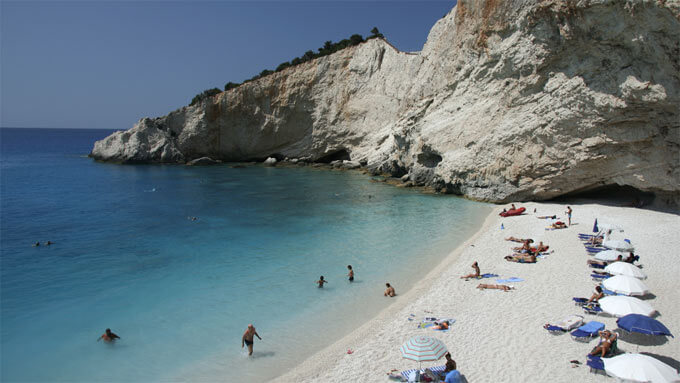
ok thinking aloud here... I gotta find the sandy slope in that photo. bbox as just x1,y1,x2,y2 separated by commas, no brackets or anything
273,201,680,382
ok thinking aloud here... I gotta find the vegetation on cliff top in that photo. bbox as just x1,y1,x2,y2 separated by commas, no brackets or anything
189,27,385,106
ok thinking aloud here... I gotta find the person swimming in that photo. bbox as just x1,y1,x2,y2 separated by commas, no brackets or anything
316,276,328,288
97,328,120,342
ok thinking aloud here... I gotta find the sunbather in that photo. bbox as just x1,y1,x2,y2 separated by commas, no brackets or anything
505,254,536,263
505,236,532,243
512,240,533,253
589,330,617,358
624,252,636,264
537,215,557,219
432,321,450,330
460,261,480,280
477,283,513,291
588,255,623,267
536,241,549,252
587,286,604,304
548,221,567,229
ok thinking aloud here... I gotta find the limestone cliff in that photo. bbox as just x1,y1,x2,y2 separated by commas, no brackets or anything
91,0,680,206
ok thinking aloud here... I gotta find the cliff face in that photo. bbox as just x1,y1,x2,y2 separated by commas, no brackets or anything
91,0,680,206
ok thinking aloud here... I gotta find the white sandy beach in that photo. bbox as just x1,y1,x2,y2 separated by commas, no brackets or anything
274,201,680,382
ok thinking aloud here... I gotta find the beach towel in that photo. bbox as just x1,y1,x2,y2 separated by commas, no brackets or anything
496,277,524,283
479,273,499,279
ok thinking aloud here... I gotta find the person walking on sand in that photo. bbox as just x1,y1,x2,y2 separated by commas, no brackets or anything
347,265,354,282
316,276,328,288
97,328,120,343
460,261,480,280
566,206,572,226
384,283,396,297
242,324,262,356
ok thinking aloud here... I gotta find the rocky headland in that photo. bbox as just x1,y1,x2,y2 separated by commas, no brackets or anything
91,0,680,207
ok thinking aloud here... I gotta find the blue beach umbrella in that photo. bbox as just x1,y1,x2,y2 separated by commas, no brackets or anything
618,314,674,337
400,336,448,370
593,218,599,233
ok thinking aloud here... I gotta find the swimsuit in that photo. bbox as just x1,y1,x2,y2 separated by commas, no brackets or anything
349,276,354,282
244,338,253,346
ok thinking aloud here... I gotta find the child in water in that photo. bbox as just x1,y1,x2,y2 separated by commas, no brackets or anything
316,276,328,288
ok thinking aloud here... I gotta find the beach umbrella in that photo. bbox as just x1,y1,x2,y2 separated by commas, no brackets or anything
599,296,656,317
593,218,599,233
602,275,650,296
603,239,634,252
595,250,624,262
400,336,447,370
617,314,673,337
605,262,647,280
603,353,680,382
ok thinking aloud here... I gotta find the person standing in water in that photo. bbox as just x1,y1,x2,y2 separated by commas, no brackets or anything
241,324,262,356
97,328,120,343
384,283,396,297
347,265,354,282
316,276,328,288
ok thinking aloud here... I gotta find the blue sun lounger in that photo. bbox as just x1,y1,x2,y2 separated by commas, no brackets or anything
591,273,609,281
586,355,605,374
584,305,603,315
571,321,605,341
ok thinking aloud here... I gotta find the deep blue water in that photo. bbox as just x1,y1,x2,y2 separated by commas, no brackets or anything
0,128,491,382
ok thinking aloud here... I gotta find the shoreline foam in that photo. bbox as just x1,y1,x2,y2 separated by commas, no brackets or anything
274,201,680,382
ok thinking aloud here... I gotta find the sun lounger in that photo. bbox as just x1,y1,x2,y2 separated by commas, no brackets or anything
573,297,589,306
585,246,604,253
583,304,603,315
586,355,605,374
589,263,606,269
591,273,609,281
544,314,584,333
571,321,605,341
400,365,446,381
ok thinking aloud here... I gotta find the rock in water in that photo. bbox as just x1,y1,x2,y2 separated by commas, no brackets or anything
90,0,680,207
263,157,277,166
186,157,221,166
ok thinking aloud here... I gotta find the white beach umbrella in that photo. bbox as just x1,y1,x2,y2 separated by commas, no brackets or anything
603,239,634,252
604,353,680,382
602,275,650,296
599,296,656,317
595,250,625,262
605,262,647,280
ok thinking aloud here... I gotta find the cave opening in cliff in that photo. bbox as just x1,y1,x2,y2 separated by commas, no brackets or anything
315,149,351,163
555,184,656,208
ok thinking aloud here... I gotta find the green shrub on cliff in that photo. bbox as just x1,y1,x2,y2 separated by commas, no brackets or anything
190,88,222,106
191,28,381,106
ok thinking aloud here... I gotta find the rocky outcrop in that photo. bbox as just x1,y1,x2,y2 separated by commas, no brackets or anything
91,0,680,207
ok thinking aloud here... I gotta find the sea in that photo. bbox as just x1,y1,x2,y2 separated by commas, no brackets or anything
0,128,491,382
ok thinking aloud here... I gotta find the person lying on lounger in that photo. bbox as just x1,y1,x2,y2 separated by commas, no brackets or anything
587,286,604,304
589,330,617,358
505,237,533,243
432,320,450,330
477,283,514,291
588,255,623,267
505,254,536,263
460,261,480,280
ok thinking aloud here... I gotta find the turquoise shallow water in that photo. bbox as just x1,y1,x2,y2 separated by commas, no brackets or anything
0,128,491,382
